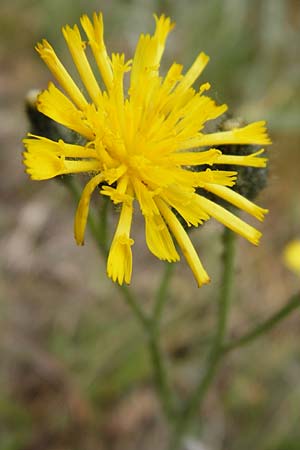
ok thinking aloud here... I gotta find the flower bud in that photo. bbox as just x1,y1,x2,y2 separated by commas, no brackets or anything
215,116,268,201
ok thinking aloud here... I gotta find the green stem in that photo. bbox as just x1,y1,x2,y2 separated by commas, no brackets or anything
65,177,176,419
145,262,177,422
169,228,236,450
153,262,175,321
223,291,300,354
147,323,176,422
117,284,149,328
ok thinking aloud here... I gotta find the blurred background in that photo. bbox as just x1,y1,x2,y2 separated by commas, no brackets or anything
0,0,300,449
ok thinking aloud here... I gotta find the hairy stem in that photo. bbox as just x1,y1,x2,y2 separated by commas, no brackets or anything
145,262,177,421
169,227,236,450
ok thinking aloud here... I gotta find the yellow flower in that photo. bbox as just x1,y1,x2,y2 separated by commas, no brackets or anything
23,13,271,286
283,240,300,276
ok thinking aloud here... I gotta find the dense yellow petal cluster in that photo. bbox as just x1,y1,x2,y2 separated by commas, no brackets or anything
23,13,271,286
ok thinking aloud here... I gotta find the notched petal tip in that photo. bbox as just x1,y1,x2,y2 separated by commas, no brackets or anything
107,235,134,285
256,207,269,222
153,13,175,31
35,39,53,57
237,121,272,145
199,51,210,64
22,138,66,180
252,230,262,246
197,274,211,288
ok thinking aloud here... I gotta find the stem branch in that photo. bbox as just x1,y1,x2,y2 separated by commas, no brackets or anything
223,291,300,353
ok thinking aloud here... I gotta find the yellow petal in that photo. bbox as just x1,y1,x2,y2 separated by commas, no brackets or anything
74,173,104,245
109,53,131,132
24,134,97,158
175,52,209,95
197,195,262,245
131,179,180,261
132,178,160,216
161,187,209,227
130,15,174,90
62,24,103,105
23,135,100,180
102,165,128,185
107,200,134,285
194,168,237,187
36,39,87,110
161,62,183,94
216,149,268,168
175,97,227,138
23,147,65,180
145,212,179,262
37,83,95,139
169,149,221,166
187,121,271,148
100,186,132,205
152,14,175,65
157,198,210,287
203,184,268,220
80,12,113,91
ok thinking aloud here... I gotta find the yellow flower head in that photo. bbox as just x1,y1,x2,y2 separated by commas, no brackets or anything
283,240,300,276
23,13,271,286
